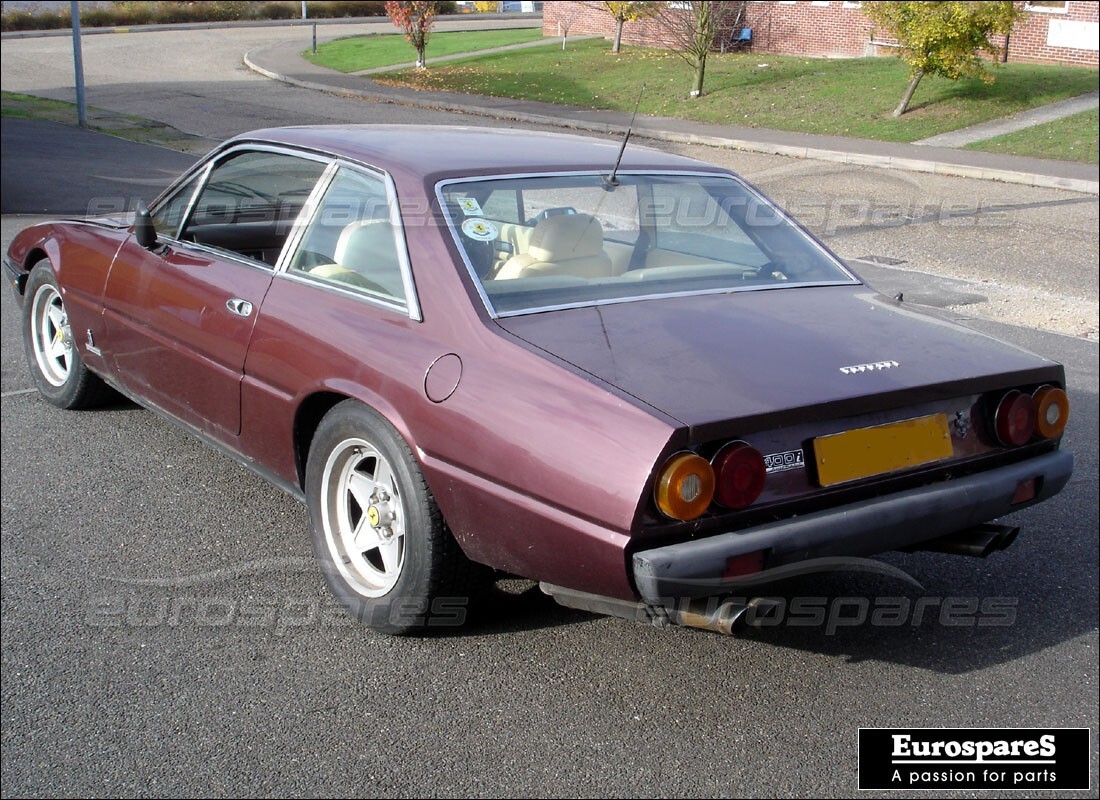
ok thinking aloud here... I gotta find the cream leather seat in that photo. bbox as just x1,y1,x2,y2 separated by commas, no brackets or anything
496,213,616,280
309,219,405,299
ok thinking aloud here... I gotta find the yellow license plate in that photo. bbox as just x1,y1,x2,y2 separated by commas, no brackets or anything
813,413,953,487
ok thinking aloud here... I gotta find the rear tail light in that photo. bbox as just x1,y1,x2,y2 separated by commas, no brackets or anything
1032,385,1070,439
994,390,1036,447
654,452,715,521
711,441,766,510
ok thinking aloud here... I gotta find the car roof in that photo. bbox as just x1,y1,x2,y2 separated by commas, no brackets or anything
227,125,727,180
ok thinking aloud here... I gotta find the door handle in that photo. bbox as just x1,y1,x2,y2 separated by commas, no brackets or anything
226,298,253,317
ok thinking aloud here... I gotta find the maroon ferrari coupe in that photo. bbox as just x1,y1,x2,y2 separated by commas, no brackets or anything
6,126,1073,634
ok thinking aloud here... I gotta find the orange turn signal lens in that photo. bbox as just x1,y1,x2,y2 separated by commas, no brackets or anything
654,452,715,521
1032,385,1070,439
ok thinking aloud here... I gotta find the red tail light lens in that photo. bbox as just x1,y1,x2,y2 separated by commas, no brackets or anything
1032,385,1070,439
994,390,1036,447
711,441,766,510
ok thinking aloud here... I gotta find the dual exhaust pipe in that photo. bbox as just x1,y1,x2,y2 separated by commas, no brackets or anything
907,523,1020,559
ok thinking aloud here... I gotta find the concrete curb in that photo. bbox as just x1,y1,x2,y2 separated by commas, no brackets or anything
243,48,1099,195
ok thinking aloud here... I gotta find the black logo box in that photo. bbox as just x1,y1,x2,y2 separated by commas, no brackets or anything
858,728,1090,791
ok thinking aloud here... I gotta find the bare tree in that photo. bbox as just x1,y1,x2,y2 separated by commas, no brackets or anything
556,5,580,50
650,1,745,98
580,2,658,54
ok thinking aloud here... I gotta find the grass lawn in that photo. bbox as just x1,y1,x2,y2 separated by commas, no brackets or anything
304,28,544,73
1,90,77,121
376,38,1099,144
1,91,209,154
965,108,1098,163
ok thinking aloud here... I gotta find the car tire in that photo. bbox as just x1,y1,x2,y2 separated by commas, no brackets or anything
22,259,114,409
306,399,480,634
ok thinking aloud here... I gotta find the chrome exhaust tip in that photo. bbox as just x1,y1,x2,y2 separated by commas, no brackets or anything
539,583,773,636
910,523,1020,558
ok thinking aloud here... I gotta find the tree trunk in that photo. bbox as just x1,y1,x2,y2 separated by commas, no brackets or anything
416,43,426,69
893,70,924,117
690,56,706,98
612,18,624,54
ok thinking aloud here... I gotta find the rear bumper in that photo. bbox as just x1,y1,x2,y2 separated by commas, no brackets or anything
632,449,1073,604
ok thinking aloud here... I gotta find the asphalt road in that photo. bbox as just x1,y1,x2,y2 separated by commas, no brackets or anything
2,23,1099,799
0,119,196,214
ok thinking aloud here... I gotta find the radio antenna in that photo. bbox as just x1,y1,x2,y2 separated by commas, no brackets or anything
603,83,646,188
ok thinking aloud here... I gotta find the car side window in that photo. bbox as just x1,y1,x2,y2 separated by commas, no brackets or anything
287,167,408,307
178,151,327,267
151,174,201,237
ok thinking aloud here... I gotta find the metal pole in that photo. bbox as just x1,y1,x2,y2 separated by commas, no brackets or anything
312,22,317,54
70,0,87,128
301,1,307,20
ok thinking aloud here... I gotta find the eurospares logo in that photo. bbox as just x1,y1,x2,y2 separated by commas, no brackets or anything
858,728,1090,791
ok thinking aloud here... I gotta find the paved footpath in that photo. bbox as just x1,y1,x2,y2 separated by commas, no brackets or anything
246,38,1099,195
915,90,1100,148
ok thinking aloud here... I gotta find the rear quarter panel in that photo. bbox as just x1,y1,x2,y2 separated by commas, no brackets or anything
240,202,680,599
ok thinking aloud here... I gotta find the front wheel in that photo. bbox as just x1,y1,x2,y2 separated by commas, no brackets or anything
22,259,113,409
306,400,479,634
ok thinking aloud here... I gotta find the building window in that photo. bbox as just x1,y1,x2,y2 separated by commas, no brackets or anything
1025,1,1068,12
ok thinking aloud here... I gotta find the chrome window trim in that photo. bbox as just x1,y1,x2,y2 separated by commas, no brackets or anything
160,165,211,240
155,237,287,274
435,169,860,319
151,142,333,219
275,159,422,322
149,143,335,272
381,166,423,323
276,269,411,317
273,160,339,273
493,281,859,318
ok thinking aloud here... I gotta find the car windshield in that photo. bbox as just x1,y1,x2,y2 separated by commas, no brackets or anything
439,172,857,316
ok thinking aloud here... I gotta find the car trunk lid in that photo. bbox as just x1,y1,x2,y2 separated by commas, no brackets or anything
495,285,1061,435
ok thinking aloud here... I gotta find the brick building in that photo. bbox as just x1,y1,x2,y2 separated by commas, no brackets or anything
543,1,1099,68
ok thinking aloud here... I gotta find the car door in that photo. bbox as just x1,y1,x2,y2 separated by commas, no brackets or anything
100,147,329,439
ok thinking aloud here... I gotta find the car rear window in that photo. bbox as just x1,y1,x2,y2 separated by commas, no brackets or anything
438,173,857,316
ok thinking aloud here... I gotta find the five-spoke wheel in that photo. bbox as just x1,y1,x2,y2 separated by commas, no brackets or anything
30,281,73,387
306,399,481,633
22,260,112,409
320,438,407,597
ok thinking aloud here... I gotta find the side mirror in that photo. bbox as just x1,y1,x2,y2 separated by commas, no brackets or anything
133,204,158,250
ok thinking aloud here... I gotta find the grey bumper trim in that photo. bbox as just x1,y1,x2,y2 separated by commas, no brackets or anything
632,449,1074,604
3,256,26,300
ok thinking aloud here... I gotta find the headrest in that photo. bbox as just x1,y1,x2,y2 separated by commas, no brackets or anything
334,219,399,271
527,213,605,263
